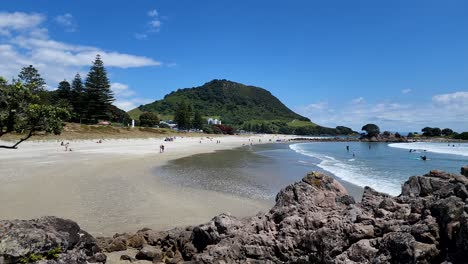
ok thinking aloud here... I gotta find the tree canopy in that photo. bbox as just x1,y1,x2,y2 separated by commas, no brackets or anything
0,78,70,149
17,65,46,94
362,124,380,137
422,127,442,137
139,112,159,127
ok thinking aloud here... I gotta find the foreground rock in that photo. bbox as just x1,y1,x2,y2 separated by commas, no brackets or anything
0,216,105,264
2,167,468,263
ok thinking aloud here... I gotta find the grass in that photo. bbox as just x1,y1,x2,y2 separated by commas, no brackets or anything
0,123,191,142
287,119,317,128
127,108,143,120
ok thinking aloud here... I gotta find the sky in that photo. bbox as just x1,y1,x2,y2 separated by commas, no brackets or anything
1,0,468,132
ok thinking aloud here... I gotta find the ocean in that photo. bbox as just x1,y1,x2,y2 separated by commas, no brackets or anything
156,141,468,201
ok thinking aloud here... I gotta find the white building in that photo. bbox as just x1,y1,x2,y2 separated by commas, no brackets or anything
207,118,222,125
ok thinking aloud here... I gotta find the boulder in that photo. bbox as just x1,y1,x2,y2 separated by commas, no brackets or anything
0,216,103,264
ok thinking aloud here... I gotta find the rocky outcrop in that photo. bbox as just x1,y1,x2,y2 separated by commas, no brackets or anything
2,168,468,263
0,216,105,264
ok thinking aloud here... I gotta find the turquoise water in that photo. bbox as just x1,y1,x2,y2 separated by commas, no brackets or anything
290,142,468,195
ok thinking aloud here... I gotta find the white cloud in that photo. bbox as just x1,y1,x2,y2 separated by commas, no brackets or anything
296,92,468,132
114,98,153,111
0,12,45,34
135,9,164,39
0,11,161,83
148,9,158,17
432,91,468,108
402,89,412,94
111,82,135,97
111,82,152,111
54,13,77,32
351,97,365,104
149,20,161,30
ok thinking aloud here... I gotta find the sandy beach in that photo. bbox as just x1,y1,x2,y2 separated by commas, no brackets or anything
0,135,293,235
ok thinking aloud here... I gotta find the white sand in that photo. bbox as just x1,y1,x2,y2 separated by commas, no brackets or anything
0,135,293,235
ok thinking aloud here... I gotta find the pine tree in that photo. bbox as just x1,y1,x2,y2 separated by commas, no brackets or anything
192,111,204,129
84,55,114,121
56,80,72,102
18,65,46,94
174,101,191,130
71,73,85,122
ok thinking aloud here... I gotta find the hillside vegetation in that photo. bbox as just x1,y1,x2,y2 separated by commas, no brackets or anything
137,79,310,125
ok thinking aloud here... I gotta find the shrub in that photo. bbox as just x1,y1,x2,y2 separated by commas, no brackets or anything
139,112,159,127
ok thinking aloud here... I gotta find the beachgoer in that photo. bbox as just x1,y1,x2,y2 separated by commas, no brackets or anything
352,151,355,157
60,141,64,146
421,155,427,161
161,145,165,153
346,146,349,151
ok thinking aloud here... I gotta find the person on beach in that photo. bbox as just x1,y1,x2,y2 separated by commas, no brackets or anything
421,155,427,161
346,146,350,151
352,151,355,157
64,142,69,151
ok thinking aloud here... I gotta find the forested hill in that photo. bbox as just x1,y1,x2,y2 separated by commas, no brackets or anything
137,79,310,125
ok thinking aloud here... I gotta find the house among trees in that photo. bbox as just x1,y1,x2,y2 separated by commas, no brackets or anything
207,118,221,125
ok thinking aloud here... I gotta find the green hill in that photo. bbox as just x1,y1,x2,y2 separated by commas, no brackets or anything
137,79,310,125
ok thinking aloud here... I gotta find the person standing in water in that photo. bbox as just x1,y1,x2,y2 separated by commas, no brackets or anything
346,146,350,151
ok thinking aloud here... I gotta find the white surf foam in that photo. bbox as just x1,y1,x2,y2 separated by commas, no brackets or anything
289,143,401,195
388,142,468,157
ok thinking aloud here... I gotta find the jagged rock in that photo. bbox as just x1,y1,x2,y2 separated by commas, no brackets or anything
119,254,135,262
126,234,146,249
107,237,127,252
0,216,103,264
462,166,468,177
135,245,162,261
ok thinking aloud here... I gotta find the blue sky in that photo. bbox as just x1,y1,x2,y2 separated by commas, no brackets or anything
1,0,468,131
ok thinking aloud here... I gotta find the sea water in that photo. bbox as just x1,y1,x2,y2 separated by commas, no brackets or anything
290,142,468,195
156,141,468,201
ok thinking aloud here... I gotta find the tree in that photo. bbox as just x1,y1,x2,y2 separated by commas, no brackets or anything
56,80,72,103
174,101,191,130
84,54,114,121
139,112,159,127
0,78,70,149
192,111,204,129
18,65,46,94
432,127,442,137
422,127,442,137
71,73,85,122
442,128,454,136
362,124,380,137
335,126,354,135
454,132,468,140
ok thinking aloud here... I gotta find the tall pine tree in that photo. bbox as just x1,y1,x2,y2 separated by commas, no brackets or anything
71,73,85,122
18,65,46,94
174,101,192,130
56,80,72,103
192,111,204,129
84,55,114,121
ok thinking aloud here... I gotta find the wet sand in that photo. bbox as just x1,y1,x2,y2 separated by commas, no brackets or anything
157,143,364,203
0,135,292,235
